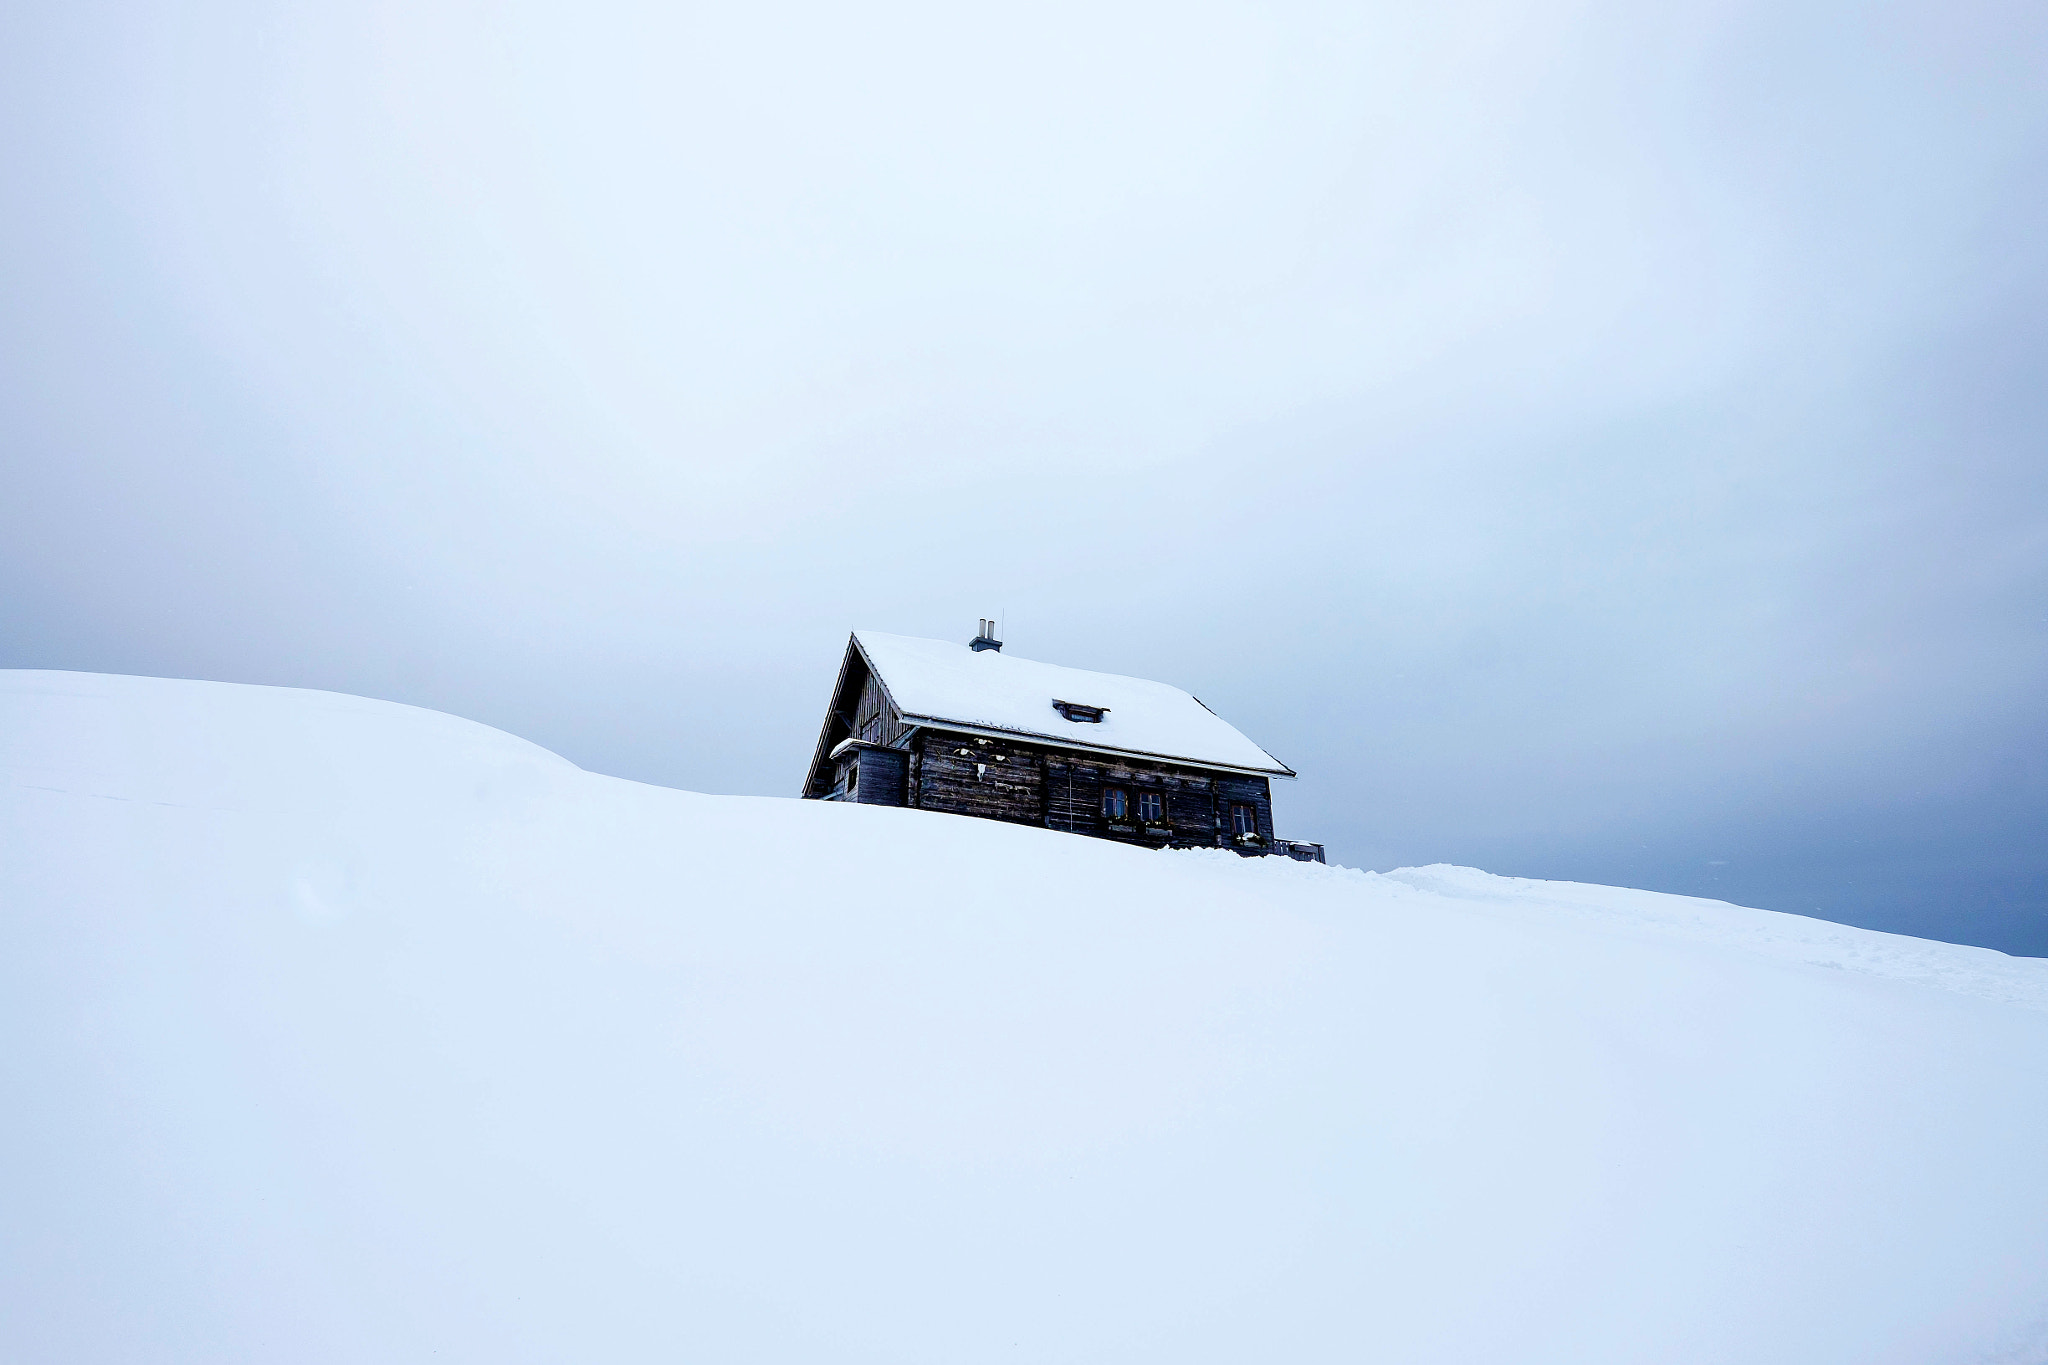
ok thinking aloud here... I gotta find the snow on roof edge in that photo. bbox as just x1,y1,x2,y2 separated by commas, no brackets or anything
895,711,1298,777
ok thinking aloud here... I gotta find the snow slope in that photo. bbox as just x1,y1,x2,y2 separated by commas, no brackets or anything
4,670,2047,1365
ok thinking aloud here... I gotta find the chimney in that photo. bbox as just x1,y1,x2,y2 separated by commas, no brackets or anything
969,618,1003,652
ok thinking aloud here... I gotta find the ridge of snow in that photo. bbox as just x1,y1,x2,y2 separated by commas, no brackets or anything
1373,863,2048,1014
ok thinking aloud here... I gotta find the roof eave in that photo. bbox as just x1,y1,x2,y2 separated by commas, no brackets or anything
900,712,1296,779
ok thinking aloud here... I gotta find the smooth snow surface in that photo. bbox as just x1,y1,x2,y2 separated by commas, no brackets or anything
5,671,2048,1365
853,630,1292,773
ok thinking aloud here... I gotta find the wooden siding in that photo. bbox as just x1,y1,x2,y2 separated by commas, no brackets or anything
803,641,909,798
851,673,905,747
897,730,1275,854
1046,758,1209,844
843,747,909,806
1215,774,1276,847
913,733,1045,826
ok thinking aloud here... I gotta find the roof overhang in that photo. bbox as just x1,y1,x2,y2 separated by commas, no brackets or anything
901,713,1297,779
828,736,913,761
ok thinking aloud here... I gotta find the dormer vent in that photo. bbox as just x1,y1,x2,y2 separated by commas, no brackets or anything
969,618,1003,652
1052,699,1108,723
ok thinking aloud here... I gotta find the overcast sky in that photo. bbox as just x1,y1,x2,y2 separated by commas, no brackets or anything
4,0,2045,953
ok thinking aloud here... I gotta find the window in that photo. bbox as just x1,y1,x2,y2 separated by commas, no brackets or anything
1231,803,1257,836
1102,788,1129,820
845,763,859,793
860,714,881,742
1053,699,1108,723
1137,792,1164,822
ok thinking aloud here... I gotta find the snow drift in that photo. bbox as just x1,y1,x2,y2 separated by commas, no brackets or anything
4,670,2047,1365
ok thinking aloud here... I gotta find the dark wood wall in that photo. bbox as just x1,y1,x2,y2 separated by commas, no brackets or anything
845,747,908,806
1215,774,1278,844
805,647,911,798
851,674,907,747
913,733,1047,824
905,727,1273,852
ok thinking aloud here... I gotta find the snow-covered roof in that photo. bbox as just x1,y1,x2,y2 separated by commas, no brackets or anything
851,631,1294,776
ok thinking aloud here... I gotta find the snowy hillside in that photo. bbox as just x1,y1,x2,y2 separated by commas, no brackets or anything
4,670,2047,1365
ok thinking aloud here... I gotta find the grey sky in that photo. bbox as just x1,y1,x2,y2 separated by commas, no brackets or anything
4,1,2045,952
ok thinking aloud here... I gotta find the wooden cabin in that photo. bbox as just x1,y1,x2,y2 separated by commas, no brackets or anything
801,623,1324,862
